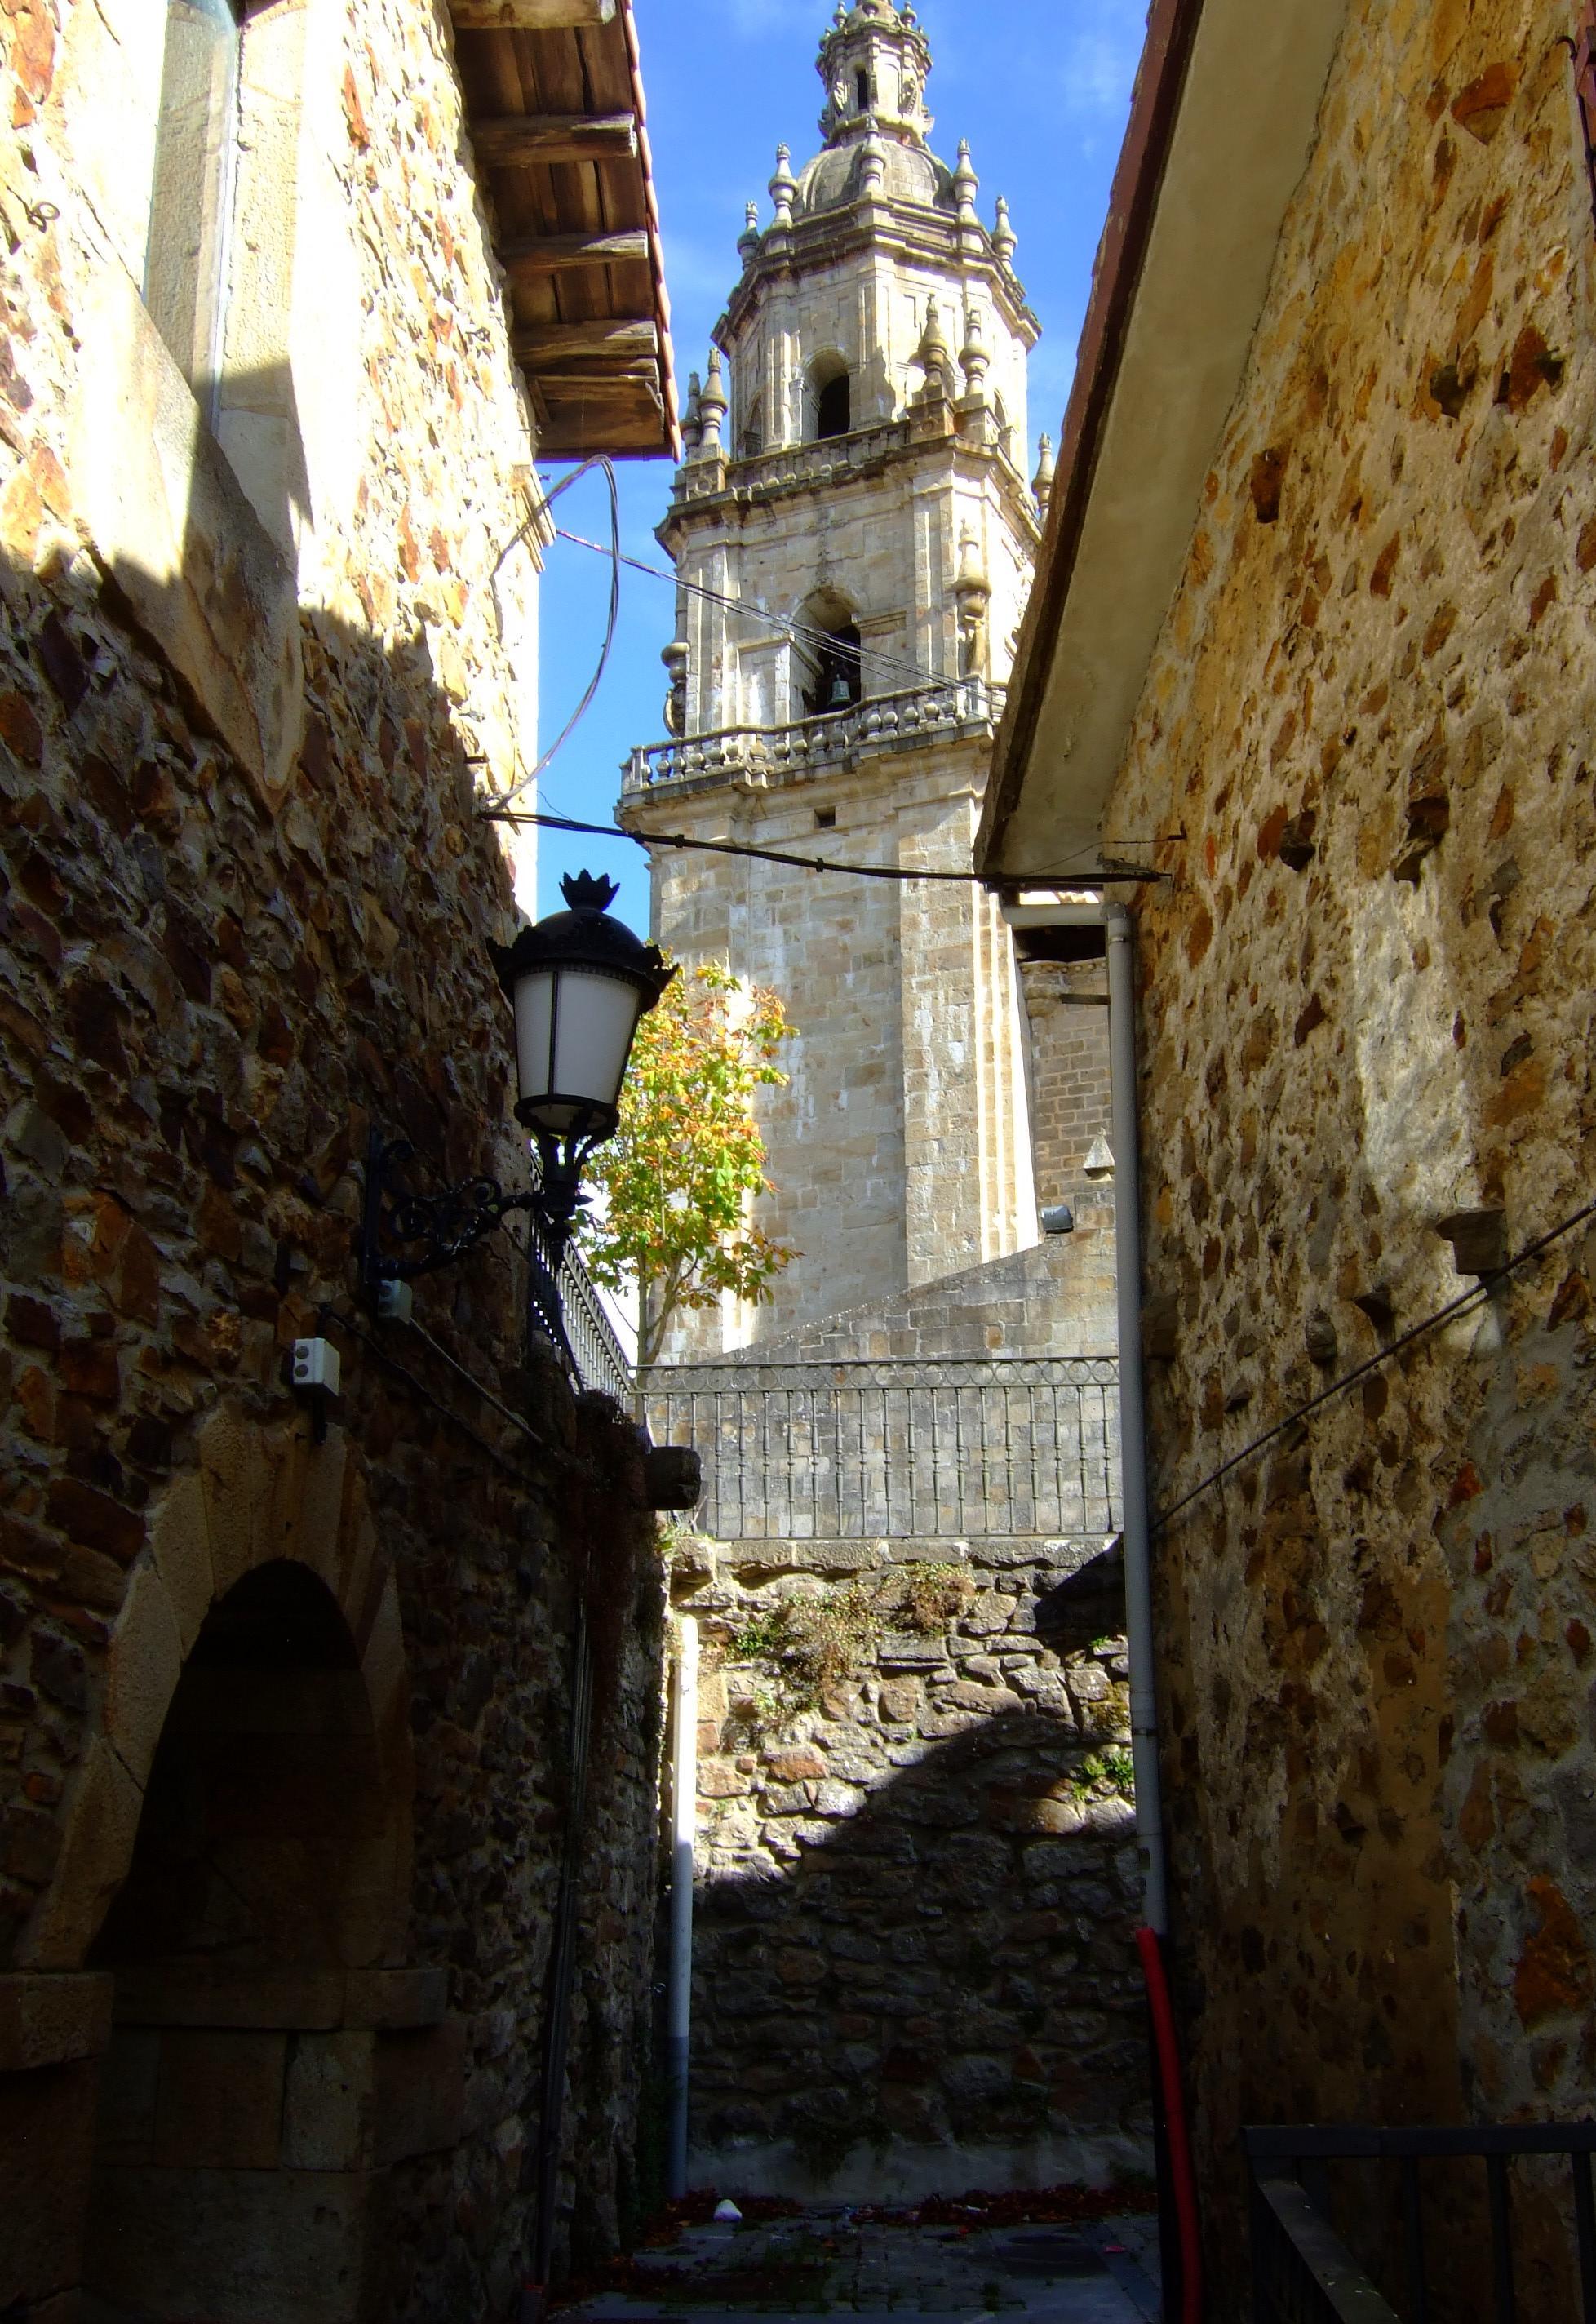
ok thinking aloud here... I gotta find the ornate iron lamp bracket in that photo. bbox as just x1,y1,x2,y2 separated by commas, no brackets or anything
358,1133,534,1305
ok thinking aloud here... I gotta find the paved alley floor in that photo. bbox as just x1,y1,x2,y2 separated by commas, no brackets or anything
562,2205,1162,2324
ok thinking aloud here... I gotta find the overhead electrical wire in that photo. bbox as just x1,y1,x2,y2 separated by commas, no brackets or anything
478,803,1165,889
486,458,623,816
555,522,952,696
1153,1194,1596,1536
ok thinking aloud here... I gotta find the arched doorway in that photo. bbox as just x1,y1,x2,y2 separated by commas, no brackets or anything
83,1560,414,2323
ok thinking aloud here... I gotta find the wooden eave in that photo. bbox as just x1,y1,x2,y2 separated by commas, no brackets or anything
449,0,681,461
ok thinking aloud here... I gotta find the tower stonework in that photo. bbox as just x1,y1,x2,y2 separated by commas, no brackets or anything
619,0,1046,1355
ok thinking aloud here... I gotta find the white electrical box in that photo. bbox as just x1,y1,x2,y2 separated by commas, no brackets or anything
376,1280,414,1323
291,1337,342,1395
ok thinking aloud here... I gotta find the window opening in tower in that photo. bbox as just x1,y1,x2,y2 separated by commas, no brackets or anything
855,69,870,113
815,371,851,439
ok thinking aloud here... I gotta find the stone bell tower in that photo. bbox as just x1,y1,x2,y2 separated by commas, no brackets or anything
618,0,1051,1356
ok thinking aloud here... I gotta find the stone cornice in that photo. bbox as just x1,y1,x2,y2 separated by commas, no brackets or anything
658,417,1041,560
716,201,1040,352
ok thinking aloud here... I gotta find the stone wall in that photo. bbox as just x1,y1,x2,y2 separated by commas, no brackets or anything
0,0,664,2313
1017,957,1114,1223
1095,0,1596,2306
672,1535,1151,2198
636,734,1036,1357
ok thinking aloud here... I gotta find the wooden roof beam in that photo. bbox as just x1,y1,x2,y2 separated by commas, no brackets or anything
503,229,649,273
515,317,658,364
469,113,637,166
450,0,615,26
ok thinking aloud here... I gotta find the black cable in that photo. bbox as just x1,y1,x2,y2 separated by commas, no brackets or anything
478,804,1164,889
1153,1195,1596,1534
490,461,622,814
556,523,948,694
321,1305,586,1486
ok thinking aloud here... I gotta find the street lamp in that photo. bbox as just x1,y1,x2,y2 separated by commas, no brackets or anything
490,871,674,1249
357,872,673,1326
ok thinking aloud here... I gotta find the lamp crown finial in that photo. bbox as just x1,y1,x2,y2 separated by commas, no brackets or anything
560,870,619,912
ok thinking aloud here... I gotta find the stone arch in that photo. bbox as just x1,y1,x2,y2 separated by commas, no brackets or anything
22,1408,412,1974
799,583,864,715
805,349,852,441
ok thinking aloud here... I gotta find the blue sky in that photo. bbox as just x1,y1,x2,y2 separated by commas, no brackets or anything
533,0,1146,930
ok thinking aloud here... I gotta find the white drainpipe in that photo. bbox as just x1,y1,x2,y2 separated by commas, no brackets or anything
1002,897,1168,1936
665,1615,698,2197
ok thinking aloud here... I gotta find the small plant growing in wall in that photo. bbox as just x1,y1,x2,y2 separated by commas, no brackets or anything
1073,1746,1136,1797
725,1583,882,1723
892,1559,974,1633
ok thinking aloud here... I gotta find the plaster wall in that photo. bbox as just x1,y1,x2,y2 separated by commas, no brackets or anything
1093,0,1596,2307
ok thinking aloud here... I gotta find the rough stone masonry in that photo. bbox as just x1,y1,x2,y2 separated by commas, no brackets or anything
0,0,670,2315
672,1530,1150,2199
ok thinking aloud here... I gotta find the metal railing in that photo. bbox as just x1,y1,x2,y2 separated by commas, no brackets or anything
1246,2122,1596,2322
524,1215,632,1408
639,1356,1119,1544
623,677,1002,795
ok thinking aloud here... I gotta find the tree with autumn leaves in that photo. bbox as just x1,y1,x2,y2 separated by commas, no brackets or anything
579,959,797,1368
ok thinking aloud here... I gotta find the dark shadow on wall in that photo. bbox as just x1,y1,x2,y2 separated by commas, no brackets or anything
688,1699,1150,2189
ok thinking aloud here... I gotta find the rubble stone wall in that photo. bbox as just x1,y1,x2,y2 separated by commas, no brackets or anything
0,0,663,2313
672,1537,1151,2198
1097,0,1596,2306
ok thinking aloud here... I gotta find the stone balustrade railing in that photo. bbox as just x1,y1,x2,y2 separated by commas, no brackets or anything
672,419,911,504
623,677,1004,796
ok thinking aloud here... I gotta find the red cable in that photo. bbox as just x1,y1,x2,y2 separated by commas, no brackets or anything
1137,1924,1204,2324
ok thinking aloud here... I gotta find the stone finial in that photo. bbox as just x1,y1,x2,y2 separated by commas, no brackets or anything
738,201,761,268
960,304,989,397
769,144,797,228
697,349,728,456
916,295,952,398
859,130,887,196
681,370,703,455
1032,431,1055,516
955,522,988,597
954,140,978,217
992,194,1017,269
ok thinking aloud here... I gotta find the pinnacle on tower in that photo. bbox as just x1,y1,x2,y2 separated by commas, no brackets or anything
992,194,1017,270
769,144,797,227
1033,431,1056,516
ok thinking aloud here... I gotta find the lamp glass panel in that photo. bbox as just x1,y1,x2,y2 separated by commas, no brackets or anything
551,967,641,1108
511,968,556,1111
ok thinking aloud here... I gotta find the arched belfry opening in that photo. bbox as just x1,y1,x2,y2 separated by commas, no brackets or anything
800,588,863,716
83,1560,414,2322
809,353,851,441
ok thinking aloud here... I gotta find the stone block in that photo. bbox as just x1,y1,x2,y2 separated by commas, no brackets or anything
70,266,303,806
372,2020,465,2163
94,2027,160,2163
0,2057,100,2307
153,2029,288,2170
0,1972,113,2071
147,1470,216,1655
283,2031,376,2171
84,2165,390,2324
102,1554,184,1791
20,1738,143,1971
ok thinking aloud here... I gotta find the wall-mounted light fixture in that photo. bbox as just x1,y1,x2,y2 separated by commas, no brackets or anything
358,873,673,1339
